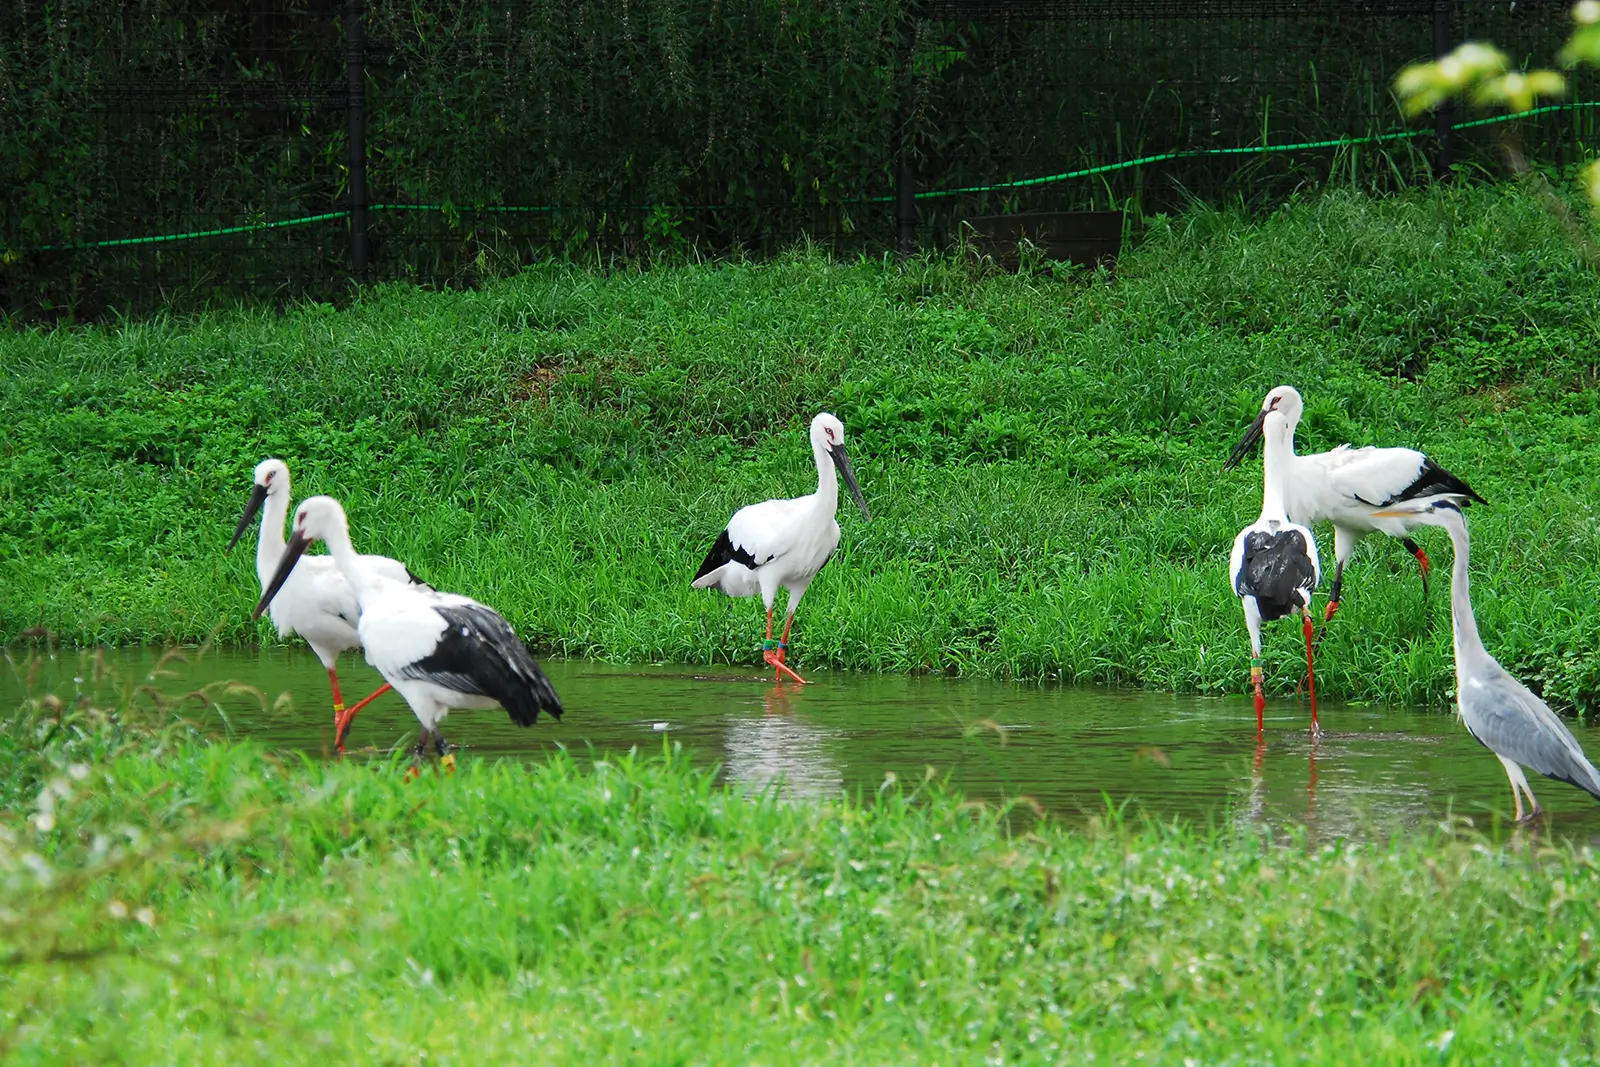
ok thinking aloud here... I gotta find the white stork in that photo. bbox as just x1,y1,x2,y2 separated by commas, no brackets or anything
1230,408,1322,736
251,495,563,770
228,458,427,746
1224,385,1486,622
692,412,871,685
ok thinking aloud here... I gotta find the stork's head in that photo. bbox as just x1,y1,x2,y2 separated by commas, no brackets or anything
228,458,292,552
1223,385,1304,471
251,496,351,619
811,412,871,521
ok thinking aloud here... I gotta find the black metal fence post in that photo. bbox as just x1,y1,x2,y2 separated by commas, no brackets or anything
894,3,919,257
1433,0,1454,181
346,0,370,280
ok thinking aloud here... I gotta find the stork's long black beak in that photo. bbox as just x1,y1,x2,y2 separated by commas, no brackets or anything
1223,409,1269,471
227,484,269,553
252,530,311,619
829,444,871,521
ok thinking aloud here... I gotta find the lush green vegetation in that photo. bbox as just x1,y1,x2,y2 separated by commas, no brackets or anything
4,184,1600,709
3,686,1599,1062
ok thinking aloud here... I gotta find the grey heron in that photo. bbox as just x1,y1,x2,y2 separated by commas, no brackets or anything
693,412,870,685
254,496,563,772
1225,385,1485,622
228,458,428,748
1370,498,1600,822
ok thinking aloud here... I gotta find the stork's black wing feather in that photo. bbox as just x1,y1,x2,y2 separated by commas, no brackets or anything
1375,458,1487,508
1239,530,1316,622
405,566,435,591
401,604,564,726
694,528,759,581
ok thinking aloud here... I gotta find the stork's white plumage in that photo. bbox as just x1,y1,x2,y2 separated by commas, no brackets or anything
253,496,563,769
1224,385,1485,621
1229,407,1322,736
228,458,426,744
693,412,871,684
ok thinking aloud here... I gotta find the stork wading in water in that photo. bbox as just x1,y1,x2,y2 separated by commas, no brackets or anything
228,459,428,747
692,412,871,685
1369,499,1600,823
1229,405,1322,736
253,496,563,772
1224,385,1485,623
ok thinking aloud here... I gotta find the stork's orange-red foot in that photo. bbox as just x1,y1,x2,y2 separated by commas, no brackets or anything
763,641,808,685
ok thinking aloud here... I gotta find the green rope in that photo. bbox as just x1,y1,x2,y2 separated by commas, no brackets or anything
6,101,1596,256
19,210,352,253
903,101,1600,201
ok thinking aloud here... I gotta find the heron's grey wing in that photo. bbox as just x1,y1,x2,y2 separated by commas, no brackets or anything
1460,670,1600,801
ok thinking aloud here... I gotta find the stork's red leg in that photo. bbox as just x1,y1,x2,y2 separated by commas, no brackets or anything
1322,563,1345,624
1302,614,1320,737
334,683,393,752
761,607,806,684
1251,659,1265,735
327,668,346,726
1402,537,1431,601
777,613,807,685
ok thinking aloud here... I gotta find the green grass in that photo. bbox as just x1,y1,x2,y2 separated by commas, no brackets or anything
5,689,1600,1063
4,183,1600,709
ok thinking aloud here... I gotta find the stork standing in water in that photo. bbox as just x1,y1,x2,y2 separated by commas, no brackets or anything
1369,499,1600,822
254,496,563,770
692,412,870,684
1224,385,1485,622
1229,401,1322,736
228,459,426,746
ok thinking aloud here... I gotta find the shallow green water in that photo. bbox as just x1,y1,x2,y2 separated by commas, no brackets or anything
9,645,1600,841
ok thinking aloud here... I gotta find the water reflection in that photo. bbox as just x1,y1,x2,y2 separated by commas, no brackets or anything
8,645,1600,844
720,684,844,800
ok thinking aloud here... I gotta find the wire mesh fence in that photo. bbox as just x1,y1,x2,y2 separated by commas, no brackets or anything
1,0,1593,316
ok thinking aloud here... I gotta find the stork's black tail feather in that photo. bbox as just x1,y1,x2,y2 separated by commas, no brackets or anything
1239,529,1317,622
402,604,564,726
1391,458,1487,508
694,528,758,582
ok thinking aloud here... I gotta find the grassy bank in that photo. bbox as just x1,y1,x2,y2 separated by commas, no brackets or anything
4,692,1600,1062
4,184,1600,709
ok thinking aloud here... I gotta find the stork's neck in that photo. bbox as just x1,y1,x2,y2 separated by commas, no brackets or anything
1442,517,1486,673
1259,414,1295,524
1257,467,1291,525
811,434,838,514
255,487,291,589
322,524,374,606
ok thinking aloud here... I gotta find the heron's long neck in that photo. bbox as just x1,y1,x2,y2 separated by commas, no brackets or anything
812,436,838,514
1444,519,1486,670
256,488,290,589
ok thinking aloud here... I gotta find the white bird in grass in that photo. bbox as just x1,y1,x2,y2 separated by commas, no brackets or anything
228,458,428,748
692,412,871,685
252,495,563,771
1369,498,1600,823
1229,411,1322,736
1224,385,1486,623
